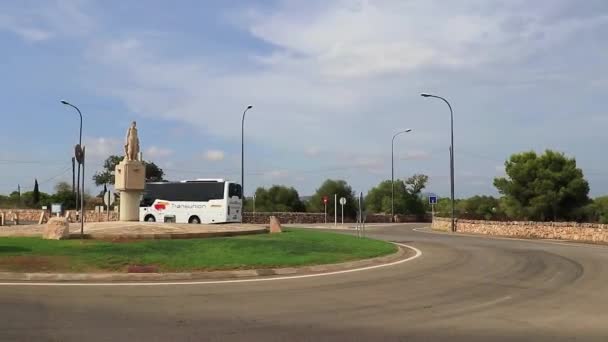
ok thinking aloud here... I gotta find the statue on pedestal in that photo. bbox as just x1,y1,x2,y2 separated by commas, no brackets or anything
124,121,140,161
116,121,145,222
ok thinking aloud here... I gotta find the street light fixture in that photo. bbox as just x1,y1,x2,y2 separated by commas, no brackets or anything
241,105,253,203
421,93,455,232
61,100,85,238
391,129,413,222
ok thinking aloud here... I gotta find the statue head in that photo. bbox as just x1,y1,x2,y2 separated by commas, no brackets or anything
131,121,137,128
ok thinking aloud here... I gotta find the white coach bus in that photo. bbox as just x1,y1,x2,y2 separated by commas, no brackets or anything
139,179,243,224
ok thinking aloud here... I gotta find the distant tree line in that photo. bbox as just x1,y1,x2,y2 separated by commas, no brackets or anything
244,176,430,219
8,150,608,223
434,150,608,223
0,180,81,210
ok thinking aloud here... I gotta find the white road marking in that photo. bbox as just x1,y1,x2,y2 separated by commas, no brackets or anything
468,296,513,310
0,243,422,287
413,227,608,250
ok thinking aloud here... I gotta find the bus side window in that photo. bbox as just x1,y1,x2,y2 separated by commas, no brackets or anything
140,196,154,207
229,184,242,199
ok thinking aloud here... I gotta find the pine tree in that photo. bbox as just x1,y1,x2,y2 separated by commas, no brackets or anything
33,179,40,205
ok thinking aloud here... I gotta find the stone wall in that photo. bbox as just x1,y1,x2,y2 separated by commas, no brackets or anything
243,212,429,224
432,217,608,243
0,208,429,226
243,212,326,224
0,209,118,225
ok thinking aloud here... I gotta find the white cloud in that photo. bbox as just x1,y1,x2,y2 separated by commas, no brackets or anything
0,1,94,42
263,170,289,179
245,0,603,79
36,1,608,197
401,150,432,161
84,137,122,162
304,146,321,157
145,146,173,159
204,150,225,161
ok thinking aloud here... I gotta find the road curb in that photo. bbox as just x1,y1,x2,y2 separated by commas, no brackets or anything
0,245,409,283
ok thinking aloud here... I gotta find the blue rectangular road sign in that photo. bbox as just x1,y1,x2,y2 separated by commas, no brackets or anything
429,196,438,205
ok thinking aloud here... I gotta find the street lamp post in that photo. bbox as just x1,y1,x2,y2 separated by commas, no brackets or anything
391,129,412,222
241,105,253,203
421,93,455,232
61,100,85,237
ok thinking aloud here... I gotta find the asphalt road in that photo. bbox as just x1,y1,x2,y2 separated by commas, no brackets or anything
1,223,607,341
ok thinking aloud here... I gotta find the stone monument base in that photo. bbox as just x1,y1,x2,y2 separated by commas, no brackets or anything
115,159,145,222
119,191,142,221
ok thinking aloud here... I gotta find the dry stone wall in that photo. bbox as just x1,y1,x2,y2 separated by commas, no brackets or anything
243,212,429,224
243,212,326,224
0,209,119,225
0,208,429,225
432,217,608,243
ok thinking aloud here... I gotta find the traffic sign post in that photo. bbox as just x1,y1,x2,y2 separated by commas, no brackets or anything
104,190,115,222
339,197,346,225
429,196,438,223
334,194,337,226
322,196,329,224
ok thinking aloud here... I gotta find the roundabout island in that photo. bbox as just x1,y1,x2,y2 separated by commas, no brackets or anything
0,223,404,281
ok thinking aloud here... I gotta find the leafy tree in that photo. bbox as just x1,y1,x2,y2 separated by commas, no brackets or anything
145,161,165,182
456,195,501,220
246,185,306,212
92,155,123,186
365,174,429,217
365,180,407,214
583,196,608,224
494,150,590,221
307,179,357,218
435,197,458,217
403,174,428,216
32,179,40,206
21,191,51,208
405,174,429,194
51,181,76,209
93,155,165,186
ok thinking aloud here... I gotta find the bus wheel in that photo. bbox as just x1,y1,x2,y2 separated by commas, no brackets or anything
189,216,201,224
145,215,156,222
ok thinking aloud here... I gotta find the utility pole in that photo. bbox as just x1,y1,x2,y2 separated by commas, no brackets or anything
72,157,76,196
241,105,253,203
334,193,337,226
421,93,456,232
391,129,413,222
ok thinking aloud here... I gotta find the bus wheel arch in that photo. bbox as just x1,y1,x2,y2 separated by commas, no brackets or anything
144,214,156,222
189,216,201,224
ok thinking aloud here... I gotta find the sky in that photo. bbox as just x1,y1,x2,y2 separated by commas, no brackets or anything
1,0,608,199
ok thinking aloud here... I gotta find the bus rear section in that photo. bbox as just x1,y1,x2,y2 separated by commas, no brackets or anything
139,179,243,224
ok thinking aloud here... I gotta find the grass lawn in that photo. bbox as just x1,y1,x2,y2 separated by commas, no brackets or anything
0,228,396,273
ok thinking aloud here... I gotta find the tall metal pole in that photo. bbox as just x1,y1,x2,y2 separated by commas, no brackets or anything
81,147,85,238
421,93,455,232
241,105,253,205
334,194,337,226
71,157,76,196
391,129,412,222
61,100,84,228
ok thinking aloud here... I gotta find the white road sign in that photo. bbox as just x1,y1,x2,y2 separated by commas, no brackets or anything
339,197,346,205
104,191,115,206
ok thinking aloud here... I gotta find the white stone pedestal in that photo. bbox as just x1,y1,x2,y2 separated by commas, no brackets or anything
115,160,145,222
119,191,142,221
